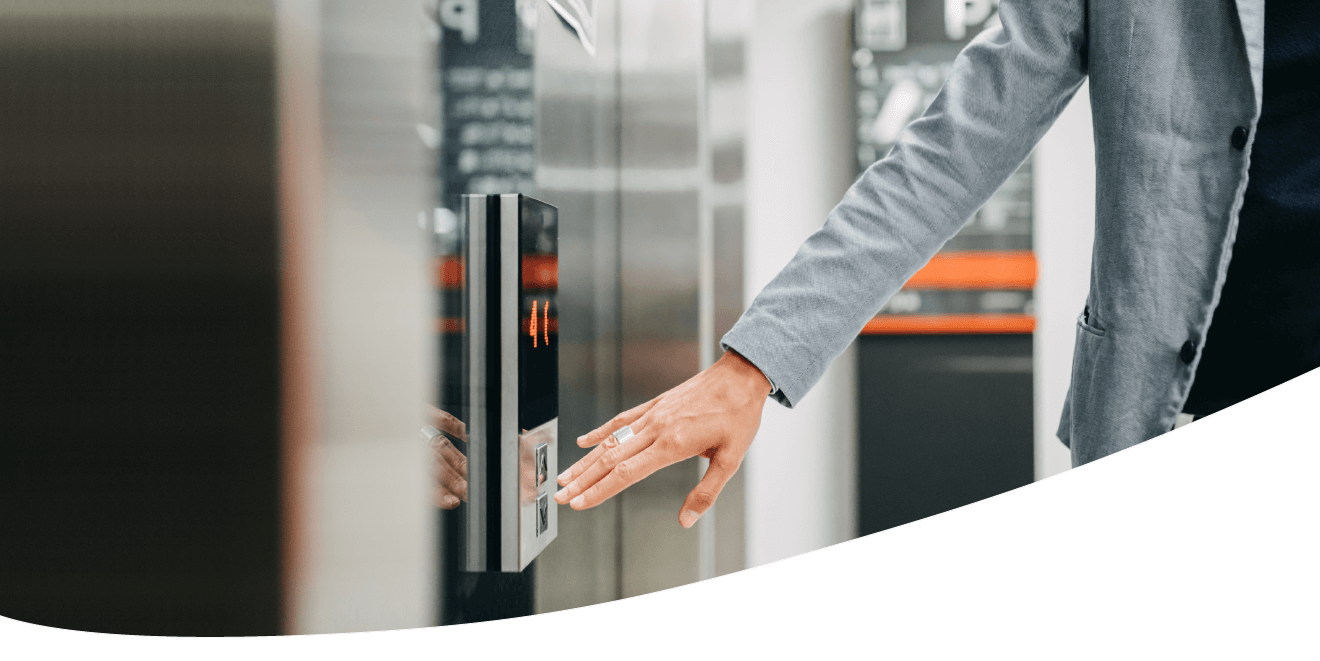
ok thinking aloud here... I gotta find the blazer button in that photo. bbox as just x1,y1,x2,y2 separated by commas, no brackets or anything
1180,340,1197,364
1231,126,1248,151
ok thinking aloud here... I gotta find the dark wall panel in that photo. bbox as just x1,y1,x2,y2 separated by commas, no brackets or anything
857,335,1034,536
0,6,282,636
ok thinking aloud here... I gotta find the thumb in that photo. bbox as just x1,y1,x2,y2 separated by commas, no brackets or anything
679,454,738,529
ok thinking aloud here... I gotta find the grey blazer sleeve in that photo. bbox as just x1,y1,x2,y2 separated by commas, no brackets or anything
721,0,1089,408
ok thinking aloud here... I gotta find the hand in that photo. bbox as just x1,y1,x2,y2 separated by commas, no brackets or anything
553,349,773,528
426,405,468,509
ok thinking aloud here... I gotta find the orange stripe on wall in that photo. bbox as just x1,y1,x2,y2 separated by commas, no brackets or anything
435,252,1026,291
904,251,1036,290
435,258,464,288
432,256,559,290
435,317,465,334
521,256,558,290
861,314,1035,335
437,252,1026,290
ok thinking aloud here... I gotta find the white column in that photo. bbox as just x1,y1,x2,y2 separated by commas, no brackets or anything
745,0,858,567
1033,82,1096,480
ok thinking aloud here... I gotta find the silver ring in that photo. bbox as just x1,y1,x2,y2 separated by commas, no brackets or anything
421,425,442,443
611,425,635,444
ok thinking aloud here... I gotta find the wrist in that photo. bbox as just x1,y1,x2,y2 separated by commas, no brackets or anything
718,349,773,400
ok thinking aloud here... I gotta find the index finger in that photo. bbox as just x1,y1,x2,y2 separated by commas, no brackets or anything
558,414,653,486
428,405,467,443
429,434,467,478
568,445,672,510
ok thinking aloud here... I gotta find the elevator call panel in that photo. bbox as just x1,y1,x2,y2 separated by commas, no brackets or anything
440,194,558,572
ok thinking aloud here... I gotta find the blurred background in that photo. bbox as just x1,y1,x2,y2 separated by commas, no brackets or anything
0,0,1095,635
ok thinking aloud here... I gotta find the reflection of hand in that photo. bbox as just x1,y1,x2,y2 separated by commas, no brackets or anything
427,405,468,509
554,349,772,528
519,427,544,504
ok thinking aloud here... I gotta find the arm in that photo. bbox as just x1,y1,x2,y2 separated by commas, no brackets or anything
725,0,1089,407
559,0,1090,525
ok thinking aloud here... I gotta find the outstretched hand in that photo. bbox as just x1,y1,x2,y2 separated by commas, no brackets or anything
554,349,772,528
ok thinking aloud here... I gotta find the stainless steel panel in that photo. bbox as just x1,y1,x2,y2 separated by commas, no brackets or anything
618,0,706,598
454,193,559,573
500,193,522,570
531,0,748,610
533,0,625,612
706,0,750,579
517,418,559,569
464,195,488,571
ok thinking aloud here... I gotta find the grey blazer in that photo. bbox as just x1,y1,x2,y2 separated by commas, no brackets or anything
720,0,1265,466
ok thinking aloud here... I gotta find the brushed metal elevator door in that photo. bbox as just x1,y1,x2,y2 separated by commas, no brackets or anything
532,0,749,611
434,0,746,618
531,0,626,613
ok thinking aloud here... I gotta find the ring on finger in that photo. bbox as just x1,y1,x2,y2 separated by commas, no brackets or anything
421,425,442,444
567,425,641,496
602,424,634,449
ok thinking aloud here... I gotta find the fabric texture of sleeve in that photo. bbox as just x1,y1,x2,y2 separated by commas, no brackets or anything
721,0,1089,408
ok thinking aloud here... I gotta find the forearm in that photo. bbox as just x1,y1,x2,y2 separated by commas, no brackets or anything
724,0,1088,407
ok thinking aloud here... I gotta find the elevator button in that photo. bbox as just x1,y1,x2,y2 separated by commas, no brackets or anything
535,442,548,486
536,493,549,536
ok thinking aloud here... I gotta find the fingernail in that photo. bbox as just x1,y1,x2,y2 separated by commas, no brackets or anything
442,495,459,508
557,470,570,484
570,495,584,509
576,435,587,446
554,488,567,503
680,509,702,528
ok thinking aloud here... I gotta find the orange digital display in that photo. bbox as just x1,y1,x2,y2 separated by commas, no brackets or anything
529,299,551,348
518,196,558,432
